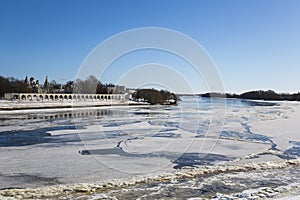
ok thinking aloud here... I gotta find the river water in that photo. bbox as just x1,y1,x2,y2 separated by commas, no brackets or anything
0,96,300,199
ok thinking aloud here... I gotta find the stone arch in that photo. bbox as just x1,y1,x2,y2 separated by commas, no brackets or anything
44,95,49,101
33,95,37,101
55,95,59,101
39,95,43,101
12,94,19,100
21,95,26,101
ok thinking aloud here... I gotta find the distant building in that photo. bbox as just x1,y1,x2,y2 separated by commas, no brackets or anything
115,85,126,94
24,76,29,86
23,75,51,93
107,85,127,94
43,76,49,93
125,88,136,100
107,86,115,94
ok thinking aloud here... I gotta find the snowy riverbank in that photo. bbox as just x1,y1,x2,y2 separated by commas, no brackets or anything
0,99,148,112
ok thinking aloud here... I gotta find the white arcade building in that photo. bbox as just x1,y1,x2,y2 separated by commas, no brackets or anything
4,93,126,102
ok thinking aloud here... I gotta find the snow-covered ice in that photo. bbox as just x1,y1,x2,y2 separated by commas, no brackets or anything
1,96,300,199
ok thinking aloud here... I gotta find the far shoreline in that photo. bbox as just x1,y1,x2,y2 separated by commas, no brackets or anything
1,96,300,114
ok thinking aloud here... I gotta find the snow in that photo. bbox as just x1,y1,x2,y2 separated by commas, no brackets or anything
1,98,300,198
0,99,147,114
250,102,300,150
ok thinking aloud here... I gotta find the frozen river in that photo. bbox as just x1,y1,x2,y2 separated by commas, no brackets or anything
1,96,300,199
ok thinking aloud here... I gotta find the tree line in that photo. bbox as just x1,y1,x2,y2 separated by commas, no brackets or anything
73,75,115,94
132,89,178,105
0,75,115,97
201,90,300,101
0,76,31,97
3,74,299,102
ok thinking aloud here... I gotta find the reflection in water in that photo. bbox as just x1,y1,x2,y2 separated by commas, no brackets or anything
33,109,114,120
0,109,113,121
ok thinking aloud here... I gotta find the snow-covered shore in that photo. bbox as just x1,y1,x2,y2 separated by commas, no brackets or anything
0,99,148,113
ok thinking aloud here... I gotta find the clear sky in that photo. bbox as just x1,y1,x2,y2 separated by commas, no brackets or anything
0,0,299,93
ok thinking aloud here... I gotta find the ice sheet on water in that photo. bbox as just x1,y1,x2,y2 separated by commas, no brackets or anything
152,132,181,138
220,130,272,143
1,97,300,198
285,141,300,156
0,125,78,147
172,153,235,169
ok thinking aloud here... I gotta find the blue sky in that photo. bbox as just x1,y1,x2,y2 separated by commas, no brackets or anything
0,0,299,93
